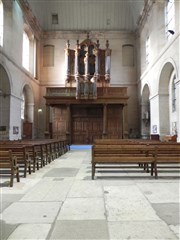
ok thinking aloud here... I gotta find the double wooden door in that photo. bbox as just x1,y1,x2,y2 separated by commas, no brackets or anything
71,105,103,144
52,104,123,144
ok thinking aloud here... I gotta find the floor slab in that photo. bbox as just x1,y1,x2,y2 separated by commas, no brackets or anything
137,182,180,203
152,203,180,225
0,220,18,240
43,167,79,177
67,180,103,198
50,220,109,240
103,185,147,201
20,178,73,202
106,197,160,221
7,224,51,240
2,202,62,224
57,198,106,220
108,221,178,240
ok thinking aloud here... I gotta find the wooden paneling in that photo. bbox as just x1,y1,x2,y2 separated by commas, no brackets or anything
51,103,124,144
23,122,32,139
52,106,67,139
107,105,123,139
71,105,103,144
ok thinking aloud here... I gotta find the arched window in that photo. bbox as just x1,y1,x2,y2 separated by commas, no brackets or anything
0,0,3,47
165,0,175,39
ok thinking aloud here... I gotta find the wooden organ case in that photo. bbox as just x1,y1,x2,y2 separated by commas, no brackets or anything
44,37,128,144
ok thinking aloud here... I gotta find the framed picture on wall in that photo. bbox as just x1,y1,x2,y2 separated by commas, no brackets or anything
13,126,19,134
152,125,157,134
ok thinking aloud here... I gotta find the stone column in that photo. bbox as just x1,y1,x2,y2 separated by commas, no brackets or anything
102,104,107,138
75,40,81,99
44,104,50,138
176,79,180,142
66,104,71,143
65,40,71,85
94,40,100,80
75,40,80,76
105,40,111,84
84,49,89,99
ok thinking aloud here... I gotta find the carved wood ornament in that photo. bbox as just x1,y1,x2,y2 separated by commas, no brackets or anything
64,34,112,99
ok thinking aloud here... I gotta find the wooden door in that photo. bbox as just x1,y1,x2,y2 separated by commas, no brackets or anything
23,122,32,139
52,106,67,139
71,105,103,144
107,105,123,138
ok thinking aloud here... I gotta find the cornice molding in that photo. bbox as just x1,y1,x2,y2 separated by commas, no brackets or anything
136,0,155,35
16,0,43,40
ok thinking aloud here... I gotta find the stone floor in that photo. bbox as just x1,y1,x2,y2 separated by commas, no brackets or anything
0,146,180,240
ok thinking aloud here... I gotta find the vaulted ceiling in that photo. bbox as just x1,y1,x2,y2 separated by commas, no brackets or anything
27,0,145,32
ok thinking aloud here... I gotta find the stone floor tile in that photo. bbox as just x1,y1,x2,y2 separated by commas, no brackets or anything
2,202,61,224
101,179,134,186
104,185,146,200
169,224,180,239
57,198,106,220
43,167,79,177
106,197,160,221
50,220,109,240
137,182,180,203
108,221,178,239
20,179,56,201
152,203,179,225
20,178,73,202
67,180,103,198
7,224,51,240
0,220,18,240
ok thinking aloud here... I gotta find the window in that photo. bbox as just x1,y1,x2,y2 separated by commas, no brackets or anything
171,76,176,112
22,26,37,76
165,0,175,39
52,14,58,24
145,36,150,64
0,0,3,47
22,32,30,70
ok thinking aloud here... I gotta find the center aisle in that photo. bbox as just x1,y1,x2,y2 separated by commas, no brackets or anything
1,147,178,240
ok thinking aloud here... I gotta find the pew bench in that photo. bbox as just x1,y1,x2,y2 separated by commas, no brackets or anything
0,150,20,187
153,145,180,177
0,145,32,177
92,144,157,179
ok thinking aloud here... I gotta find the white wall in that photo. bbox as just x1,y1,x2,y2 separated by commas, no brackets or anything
138,1,180,141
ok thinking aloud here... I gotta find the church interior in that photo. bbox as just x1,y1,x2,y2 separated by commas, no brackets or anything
0,0,179,143
0,0,180,239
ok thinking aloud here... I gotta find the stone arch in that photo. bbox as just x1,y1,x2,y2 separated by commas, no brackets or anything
158,61,177,138
0,64,11,139
141,83,150,139
21,84,34,139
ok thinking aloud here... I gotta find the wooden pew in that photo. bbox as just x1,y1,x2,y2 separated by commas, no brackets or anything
0,138,70,175
0,150,20,187
92,139,180,178
153,144,180,178
92,144,157,179
0,145,31,177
